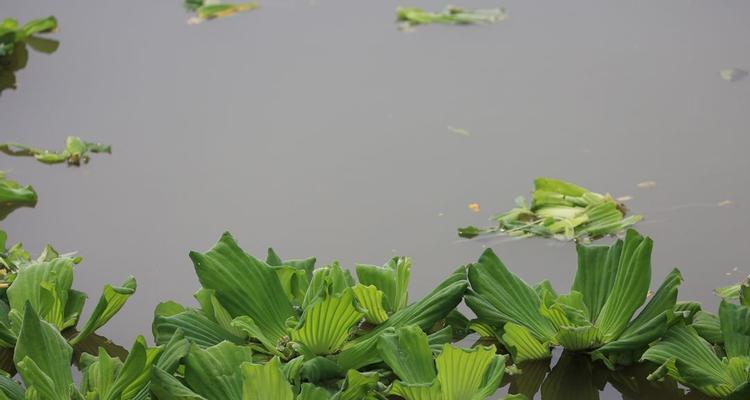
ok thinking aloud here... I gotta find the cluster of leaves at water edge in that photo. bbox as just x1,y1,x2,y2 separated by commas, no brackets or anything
0,17,57,57
465,229,686,369
641,277,750,399
184,0,258,23
0,136,111,166
458,177,642,241
0,249,136,355
397,6,507,30
0,171,37,221
149,232,521,399
0,304,188,400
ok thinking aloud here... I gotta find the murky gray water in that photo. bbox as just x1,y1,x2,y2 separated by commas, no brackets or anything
2,0,749,398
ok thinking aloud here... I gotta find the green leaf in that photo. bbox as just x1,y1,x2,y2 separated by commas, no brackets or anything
70,276,137,345
352,284,389,324
501,323,551,362
185,342,253,399
152,301,244,347
467,248,557,341
571,240,622,322
377,325,436,384
14,304,74,400
7,258,75,329
195,3,258,21
0,374,24,400
20,17,56,39
397,6,507,28
190,232,294,343
291,288,364,355
595,230,653,342
296,383,331,400
150,367,205,400
0,171,37,221
692,311,723,344
79,348,122,398
435,344,507,400
240,357,294,400
332,370,380,400
642,323,735,398
337,270,467,370
719,300,750,358
355,256,411,313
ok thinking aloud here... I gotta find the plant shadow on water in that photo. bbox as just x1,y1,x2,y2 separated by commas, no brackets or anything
505,351,713,400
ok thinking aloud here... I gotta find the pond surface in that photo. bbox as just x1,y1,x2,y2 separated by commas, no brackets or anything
2,0,750,398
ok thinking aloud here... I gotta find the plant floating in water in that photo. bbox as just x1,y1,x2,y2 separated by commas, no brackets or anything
0,136,111,166
458,177,642,241
0,171,37,220
0,17,57,57
185,0,258,24
642,298,750,399
465,230,684,369
397,6,507,30
147,232,515,399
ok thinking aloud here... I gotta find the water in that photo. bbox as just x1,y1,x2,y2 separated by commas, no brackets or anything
1,0,749,398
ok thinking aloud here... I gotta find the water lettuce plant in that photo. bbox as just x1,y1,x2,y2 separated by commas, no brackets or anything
0,254,136,350
0,17,57,57
0,136,111,166
397,6,507,30
641,279,750,399
185,0,258,23
465,230,683,368
0,305,188,400
458,178,642,241
0,171,37,221
150,232,488,398
377,325,523,400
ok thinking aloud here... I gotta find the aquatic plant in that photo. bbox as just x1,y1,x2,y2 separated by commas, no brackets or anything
377,325,524,400
184,0,258,23
0,305,188,400
0,254,136,350
465,230,682,368
0,171,37,221
0,136,111,166
397,6,507,30
642,301,750,399
458,177,642,241
148,232,521,398
0,17,57,57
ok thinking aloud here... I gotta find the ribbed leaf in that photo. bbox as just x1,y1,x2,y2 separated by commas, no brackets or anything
296,383,330,400
554,325,601,351
692,311,723,344
7,258,74,329
152,302,243,347
571,240,622,322
377,325,436,384
14,305,74,400
105,336,162,400
240,357,294,400
337,271,466,370
388,381,441,400
194,289,246,338
595,230,653,342
435,344,506,400
150,367,206,399
467,249,556,341
352,284,389,324
719,300,750,358
190,232,293,343
642,323,734,398
355,256,411,313
71,276,137,345
501,323,551,362
292,289,364,355
332,370,380,400
620,269,682,336
184,342,252,399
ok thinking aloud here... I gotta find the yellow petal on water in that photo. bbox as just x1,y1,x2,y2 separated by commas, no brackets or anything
468,203,481,213
637,181,656,189
447,126,471,137
718,200,734,207
617,196,633,202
